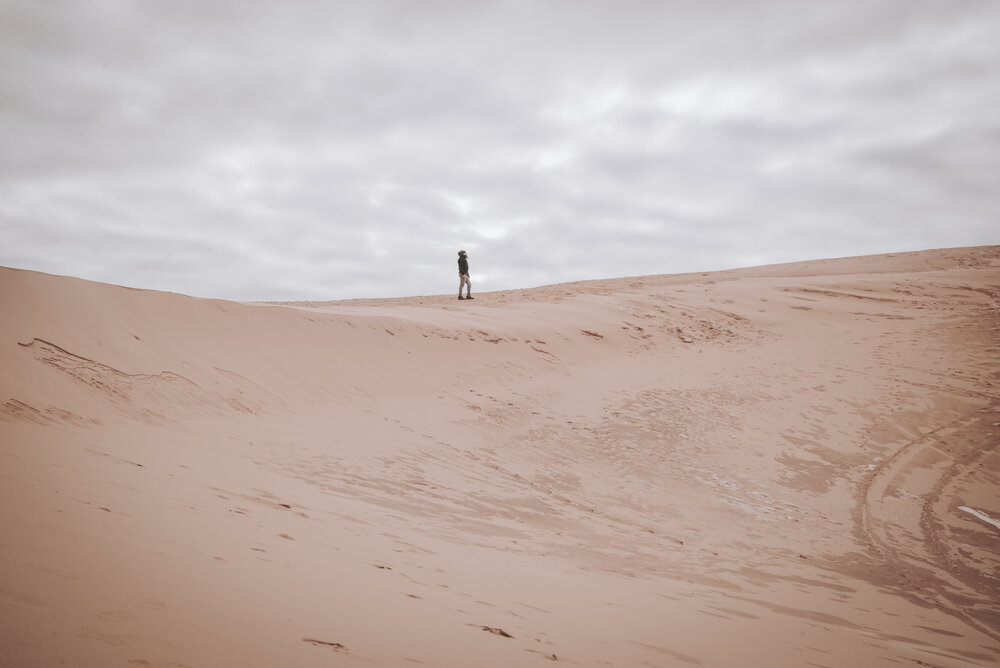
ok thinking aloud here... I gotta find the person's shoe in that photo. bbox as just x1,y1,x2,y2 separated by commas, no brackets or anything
466,295,475,299
458,296,465,300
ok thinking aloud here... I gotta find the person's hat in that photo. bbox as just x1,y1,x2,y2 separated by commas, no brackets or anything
458,250,466,256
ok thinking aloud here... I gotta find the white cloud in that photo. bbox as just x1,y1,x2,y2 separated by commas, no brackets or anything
1,0,998,300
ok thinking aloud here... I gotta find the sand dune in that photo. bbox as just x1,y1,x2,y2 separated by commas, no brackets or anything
1,246,999,667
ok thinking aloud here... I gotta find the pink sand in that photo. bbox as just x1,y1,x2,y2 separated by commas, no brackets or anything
2,246,998,667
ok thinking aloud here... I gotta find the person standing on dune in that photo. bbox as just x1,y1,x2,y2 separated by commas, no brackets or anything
457,250,474,300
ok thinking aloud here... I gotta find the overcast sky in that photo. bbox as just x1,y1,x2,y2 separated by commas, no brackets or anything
2,1,998,301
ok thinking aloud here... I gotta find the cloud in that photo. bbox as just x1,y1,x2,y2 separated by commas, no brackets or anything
1,0,998,300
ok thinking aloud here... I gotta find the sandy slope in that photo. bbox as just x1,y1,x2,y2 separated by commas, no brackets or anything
1,246,998,667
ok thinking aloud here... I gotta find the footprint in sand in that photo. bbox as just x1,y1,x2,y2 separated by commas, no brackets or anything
526,649,560,661
302,638,347,651
473,625,514,638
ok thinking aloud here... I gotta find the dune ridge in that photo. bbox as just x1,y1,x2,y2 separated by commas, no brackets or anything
1,246,999,667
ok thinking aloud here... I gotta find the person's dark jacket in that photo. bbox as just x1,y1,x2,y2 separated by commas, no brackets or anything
458,255,469,275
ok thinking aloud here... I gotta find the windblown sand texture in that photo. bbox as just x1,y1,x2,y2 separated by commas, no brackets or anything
2,247,999,667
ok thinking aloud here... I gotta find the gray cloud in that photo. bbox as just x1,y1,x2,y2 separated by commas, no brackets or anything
2,0,998,300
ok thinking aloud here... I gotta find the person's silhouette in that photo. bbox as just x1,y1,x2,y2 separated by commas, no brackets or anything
457,250,473,300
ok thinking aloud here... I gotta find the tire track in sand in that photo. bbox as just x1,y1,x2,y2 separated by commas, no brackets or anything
858,405,1000,640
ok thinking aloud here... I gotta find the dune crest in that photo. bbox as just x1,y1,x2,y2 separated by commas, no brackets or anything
2,246,999,667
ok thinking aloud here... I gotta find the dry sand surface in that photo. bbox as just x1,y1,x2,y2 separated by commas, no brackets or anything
2,246,999,667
